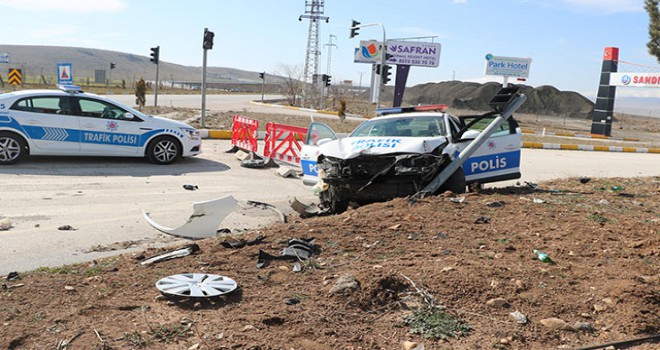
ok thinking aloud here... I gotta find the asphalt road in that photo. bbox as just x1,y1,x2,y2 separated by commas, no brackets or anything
0,140,317,275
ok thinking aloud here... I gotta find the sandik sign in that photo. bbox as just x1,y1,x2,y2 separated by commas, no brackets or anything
610,72,660,87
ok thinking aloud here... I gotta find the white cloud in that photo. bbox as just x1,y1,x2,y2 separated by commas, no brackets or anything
0,0,126,13
560,0,642,14
29,24,81,39
453,0,468,3
396,27,448,40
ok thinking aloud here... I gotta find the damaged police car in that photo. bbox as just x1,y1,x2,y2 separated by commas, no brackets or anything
0,85,201,165
300,104,522,213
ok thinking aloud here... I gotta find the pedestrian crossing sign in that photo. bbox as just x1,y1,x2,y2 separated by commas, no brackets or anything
57,63,73,85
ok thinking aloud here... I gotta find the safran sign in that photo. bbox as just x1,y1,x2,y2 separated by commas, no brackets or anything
386,41,440,67
485,54,532,78
609,72,660,87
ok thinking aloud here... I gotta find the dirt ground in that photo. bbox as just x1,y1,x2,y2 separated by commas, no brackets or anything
1,176,658,350
1,103,658,350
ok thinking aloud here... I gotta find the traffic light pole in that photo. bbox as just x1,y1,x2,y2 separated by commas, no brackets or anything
154,60,159,107
260,72,265,103
201,47,208,128
350,21,386,109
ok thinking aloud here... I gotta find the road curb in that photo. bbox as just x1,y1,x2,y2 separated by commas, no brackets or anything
522,141,660,154
521,128,641,142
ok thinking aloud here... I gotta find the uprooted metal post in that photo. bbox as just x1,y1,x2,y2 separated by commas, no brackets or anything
420,87,527,195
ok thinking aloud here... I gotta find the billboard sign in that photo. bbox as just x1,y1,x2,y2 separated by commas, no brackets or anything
354,40,383,64
0,53,8,63
354,40,441,68
609,72,660,87
484,54,532,78
386,40,440,67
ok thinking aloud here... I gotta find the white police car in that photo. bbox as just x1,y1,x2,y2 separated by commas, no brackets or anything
299,104,522,213
0,85,201,165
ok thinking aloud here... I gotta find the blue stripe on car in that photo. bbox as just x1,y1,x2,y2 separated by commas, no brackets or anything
462,150,521,176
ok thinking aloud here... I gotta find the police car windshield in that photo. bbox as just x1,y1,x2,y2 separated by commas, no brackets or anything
350,116,445,138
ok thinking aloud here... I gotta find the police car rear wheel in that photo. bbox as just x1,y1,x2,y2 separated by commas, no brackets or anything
0,132,27,165
147,136,180,165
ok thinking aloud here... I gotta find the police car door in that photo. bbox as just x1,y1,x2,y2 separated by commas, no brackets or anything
300,122,338,186
76,97,141,155
7,95,80,154
453,114,521,185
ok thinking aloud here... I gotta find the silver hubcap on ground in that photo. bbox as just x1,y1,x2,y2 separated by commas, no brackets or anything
0,137,20,162
156,273,238,298
153,140,178,163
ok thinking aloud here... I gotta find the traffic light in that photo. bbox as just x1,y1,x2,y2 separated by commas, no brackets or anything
110,62,116,69
259,72,265,80
349,19,360,38
150,46,159,64
203,28,214,50
322,74,331,87
381,65,392,84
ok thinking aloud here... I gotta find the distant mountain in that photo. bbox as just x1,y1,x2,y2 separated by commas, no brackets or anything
0,44,266,84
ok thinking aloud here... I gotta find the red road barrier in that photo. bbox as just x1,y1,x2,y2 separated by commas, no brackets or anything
263,122,307,164
231,115,259,152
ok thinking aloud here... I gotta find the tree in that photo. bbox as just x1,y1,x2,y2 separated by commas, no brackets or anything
135,78,146,111
645,0,660,62
276,63,304,106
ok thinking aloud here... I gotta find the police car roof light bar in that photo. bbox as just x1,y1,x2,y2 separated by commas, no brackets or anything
376,104,448,116
57,84,83,93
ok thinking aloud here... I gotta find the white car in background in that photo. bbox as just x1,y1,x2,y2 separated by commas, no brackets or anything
0,85,201,165
300,104,522,213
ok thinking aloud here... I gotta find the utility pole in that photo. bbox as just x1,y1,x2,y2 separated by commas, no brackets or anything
201,28,214,128
357,71,364,97
324,34,337,76
299,0,329,108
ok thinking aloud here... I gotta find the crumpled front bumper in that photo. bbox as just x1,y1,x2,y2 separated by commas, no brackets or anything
319,153,449,203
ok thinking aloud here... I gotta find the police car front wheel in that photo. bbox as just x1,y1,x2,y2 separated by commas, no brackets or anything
0,131,27,165
147,136,181,165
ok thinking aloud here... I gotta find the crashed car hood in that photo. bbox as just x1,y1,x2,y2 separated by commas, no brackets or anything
318,136,449,160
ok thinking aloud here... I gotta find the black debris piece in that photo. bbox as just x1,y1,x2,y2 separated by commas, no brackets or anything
256,238,319,268
486,201,506,208
58,225,76,231
221,235,267,249
241,159,267,168
474,216,491,224
6,272,19,281
285,298,300,305
183,184,199,191
524,181,539,190
579,176,591,184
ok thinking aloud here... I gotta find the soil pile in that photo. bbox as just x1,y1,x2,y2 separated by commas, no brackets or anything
1,177,658,349
398,81,594,119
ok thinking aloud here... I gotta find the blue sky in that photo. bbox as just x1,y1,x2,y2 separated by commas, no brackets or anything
0,0,657,101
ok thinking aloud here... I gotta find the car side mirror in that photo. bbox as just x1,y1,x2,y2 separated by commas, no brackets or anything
124,113,134,120
459,129,480,141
